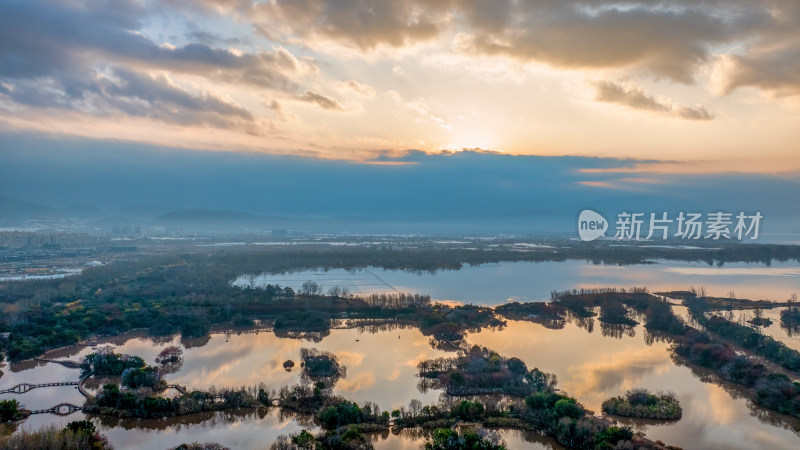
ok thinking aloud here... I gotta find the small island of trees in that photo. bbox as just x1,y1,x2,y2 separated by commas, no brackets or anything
417,345,556,397
121,365,165,390
87,382,264,419
81,345,146,376
602,389,682,420
271,427,373,450
780,293,800,335
300,348,346,382
425,428,505,450
156,345,184,373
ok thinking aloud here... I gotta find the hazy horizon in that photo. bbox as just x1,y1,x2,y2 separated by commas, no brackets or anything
1,132,798,237
1,1,798,235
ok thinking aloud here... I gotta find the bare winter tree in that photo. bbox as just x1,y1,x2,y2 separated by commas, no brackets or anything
409,399,422,417
301,280,322,296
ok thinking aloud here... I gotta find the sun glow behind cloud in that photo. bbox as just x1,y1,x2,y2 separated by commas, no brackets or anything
0,0,798,174
440,126,502,152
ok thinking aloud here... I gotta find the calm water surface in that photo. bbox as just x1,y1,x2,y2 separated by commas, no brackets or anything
4,259,800,449
234,259,800,304
468,319,800,450
726,308,800,351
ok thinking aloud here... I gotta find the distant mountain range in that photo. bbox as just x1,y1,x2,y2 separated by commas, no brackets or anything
152,209,273,230
0,196,53,219
0,196,574,234
2,135,798,236
0,196,267,231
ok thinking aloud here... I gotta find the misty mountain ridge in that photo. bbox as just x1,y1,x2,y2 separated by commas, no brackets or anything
1,134,798,235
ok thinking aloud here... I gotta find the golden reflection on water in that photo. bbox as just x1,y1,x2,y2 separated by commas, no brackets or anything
4,318,800,449
466,320,672,412
371,427,558,450
99,408,311,450
91,324,452,412
468,319,800,450
730,308,800,351
571,261,799,302
319,260,800,305
564,346,672,406
705,383,739,425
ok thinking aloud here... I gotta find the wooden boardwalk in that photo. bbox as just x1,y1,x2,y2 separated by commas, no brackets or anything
211,328,271,336
0,381,79,394
1,374,91,399
77,373,92,399
166,385,225,399
168,384,189,395
0,358,95,416
35,358,83,369
29,402,83,416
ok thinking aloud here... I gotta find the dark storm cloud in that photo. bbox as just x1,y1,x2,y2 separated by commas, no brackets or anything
162,0,254,15
1,0,797,137
0,0,301,89
159,0,800,95
0,0,308,128
455,1,775,83
459,0,514,33
252,0,450,50
593,81,713,120
244,0,771,83
716,44,800,97
100,67,258,130
594,81,671,113
713,1,800,96
0,0,144,79
0,65,259,131
185,30,242,46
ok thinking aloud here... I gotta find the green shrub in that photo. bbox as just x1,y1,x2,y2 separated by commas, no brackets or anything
0,399,20,420
602,389,682,420
595,425,633,449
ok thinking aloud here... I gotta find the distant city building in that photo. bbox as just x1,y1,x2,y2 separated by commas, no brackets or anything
0,231,103,249
112,225,143,236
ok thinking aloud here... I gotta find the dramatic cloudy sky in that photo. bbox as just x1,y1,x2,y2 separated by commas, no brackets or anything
1,0,799,174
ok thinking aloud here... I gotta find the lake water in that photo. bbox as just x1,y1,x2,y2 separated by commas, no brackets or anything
728,307,800,351
4,258,800,449
234,259,800,304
